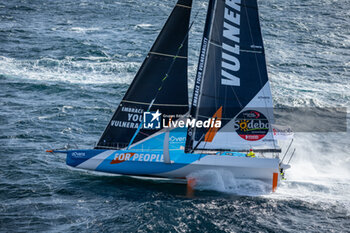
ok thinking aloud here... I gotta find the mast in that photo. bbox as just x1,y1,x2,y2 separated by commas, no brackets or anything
186,0,279,152
96,0,193,149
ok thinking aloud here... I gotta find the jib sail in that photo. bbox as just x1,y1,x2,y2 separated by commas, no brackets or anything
96,0,192,149
186,0,279,152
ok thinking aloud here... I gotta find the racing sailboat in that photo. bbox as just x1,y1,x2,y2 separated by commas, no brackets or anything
49,0,291,192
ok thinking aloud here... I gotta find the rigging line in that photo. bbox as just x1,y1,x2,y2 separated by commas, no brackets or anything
127,99,155,149
138,131,151,137
127,8,201,149
229,86,244,109
280,139,294,164
191,115,220,153
138,131,166,145
138,130,173,145
287,148,296,164
192,133,206,153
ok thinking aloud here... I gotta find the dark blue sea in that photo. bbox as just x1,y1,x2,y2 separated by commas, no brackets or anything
0,0,349,232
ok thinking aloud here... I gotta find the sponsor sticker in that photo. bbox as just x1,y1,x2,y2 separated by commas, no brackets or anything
110,152,164,164
234,110,269,141
71,152,86,158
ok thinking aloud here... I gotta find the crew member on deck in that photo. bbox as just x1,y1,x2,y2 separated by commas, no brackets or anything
280,168,286,180
247,149,256,158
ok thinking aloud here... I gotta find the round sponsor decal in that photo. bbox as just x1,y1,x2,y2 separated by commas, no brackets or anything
234,110,269,141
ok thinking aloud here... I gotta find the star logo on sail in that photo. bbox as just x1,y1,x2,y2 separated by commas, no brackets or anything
143,110,161,129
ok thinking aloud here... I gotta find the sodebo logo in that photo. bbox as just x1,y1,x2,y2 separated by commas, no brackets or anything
234,110,269,141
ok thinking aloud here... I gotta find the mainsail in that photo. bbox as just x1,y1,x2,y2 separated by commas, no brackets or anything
96,0,192,149
186,0,279,152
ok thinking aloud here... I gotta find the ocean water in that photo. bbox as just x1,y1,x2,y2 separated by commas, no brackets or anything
0,0,349,232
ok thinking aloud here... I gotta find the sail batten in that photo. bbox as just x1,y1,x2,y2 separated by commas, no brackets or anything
121,100,188,107
148,51,187,59
176,4,192,9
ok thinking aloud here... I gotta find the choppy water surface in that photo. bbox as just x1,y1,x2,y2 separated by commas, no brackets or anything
0,0,349,232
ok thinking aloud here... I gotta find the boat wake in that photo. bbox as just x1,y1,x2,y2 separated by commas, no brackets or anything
185,131,350,205
270,133,350,214
187,170,271,196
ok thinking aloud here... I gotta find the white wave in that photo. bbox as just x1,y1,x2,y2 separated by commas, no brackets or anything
269,132,350,213
288,133,350,180
271,71,350,108
0,56,138,84
136,23,153,28
70,27,101,33
272,178,350,215
184,130,350,208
